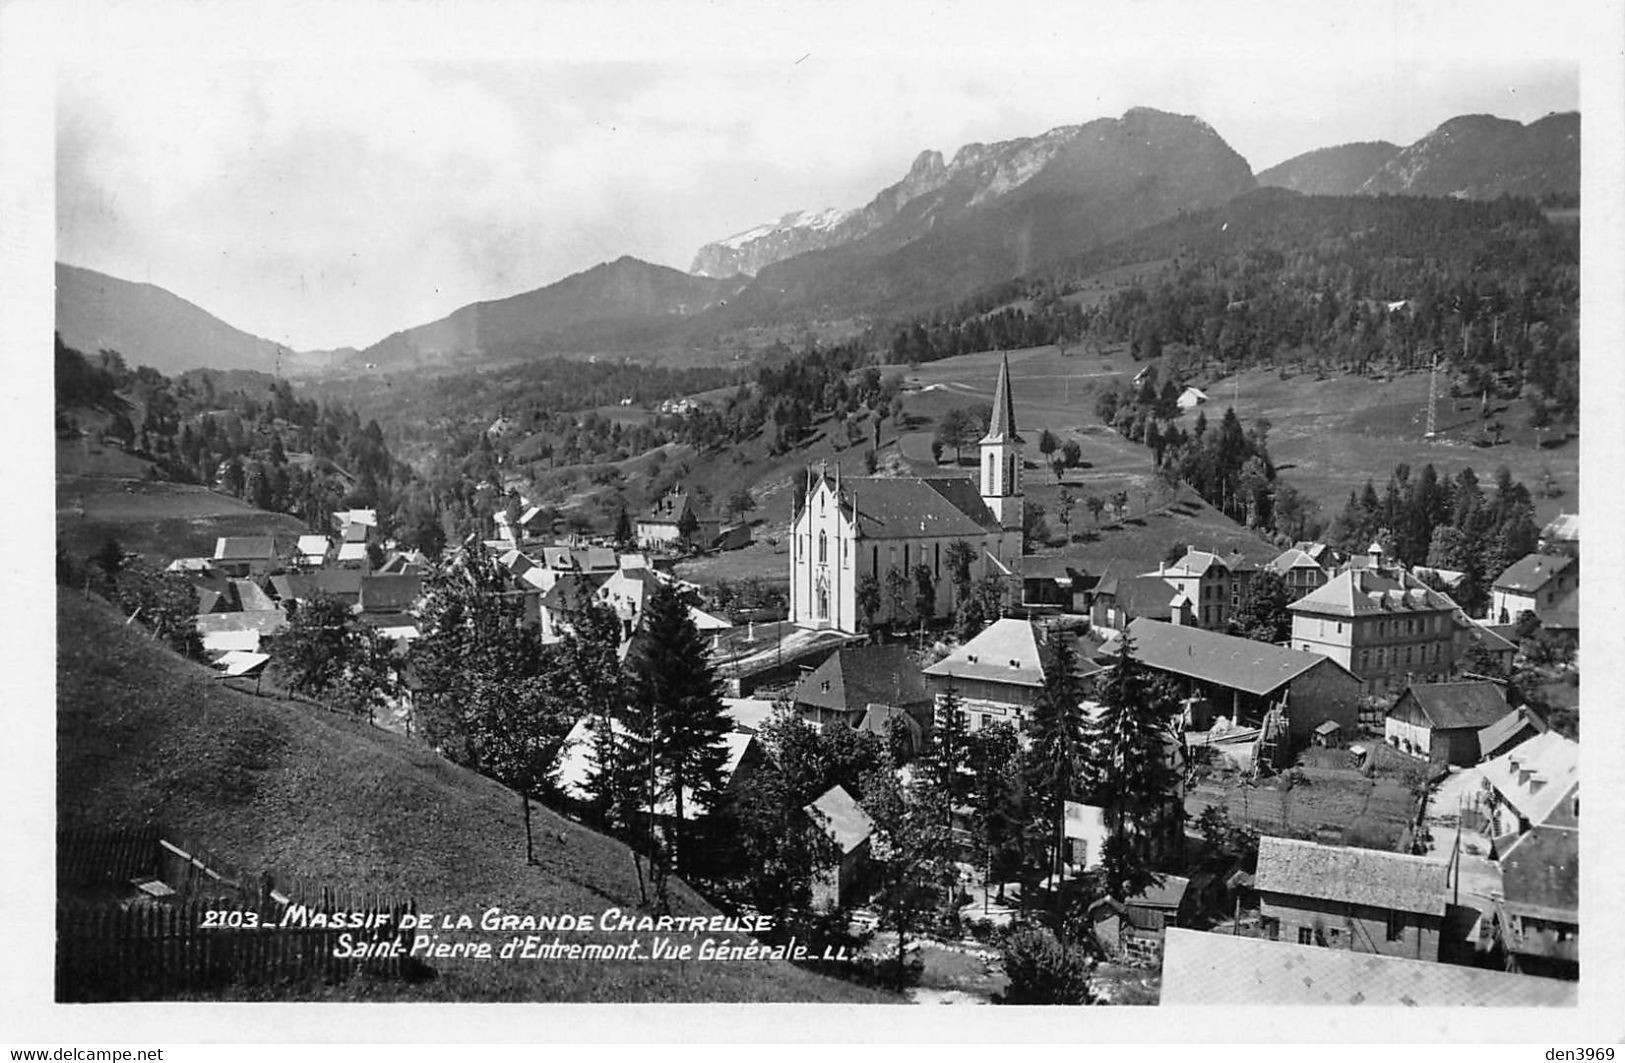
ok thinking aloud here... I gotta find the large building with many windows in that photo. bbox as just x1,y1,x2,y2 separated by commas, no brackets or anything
789,354,1027,633
1287,568,1461,696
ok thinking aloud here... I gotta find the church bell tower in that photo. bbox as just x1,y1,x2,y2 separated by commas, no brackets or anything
979,353,1024,531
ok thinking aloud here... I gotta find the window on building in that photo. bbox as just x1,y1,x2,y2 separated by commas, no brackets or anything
1386,910,1405,941
818,531,827,564
903,543,910,571
1298,927,1314,946
935,542,941,580
1378,621,1386,637
1335,621,1343,634
872,545,879,573
1360,650,1370,670
979,713,991,731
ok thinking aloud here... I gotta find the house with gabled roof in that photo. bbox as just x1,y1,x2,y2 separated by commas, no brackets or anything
637,486,720,552
1493,824,1578,980
1288,567,1464,696
1254,836,1451,960
1158,547,1260,630
922,618,1102,732
212,536,277,578
1096,618,1359,745
359,572,422,615
295,535,330,567
804,784,876,910
1480,731,1578,842
269,569,364,608
1490,553,1577,625
792,643,932,732
1266,546,1329,601
1384,681,1509,765
789,353,1028,633
1086,571,1192,634
1477,705,1547,762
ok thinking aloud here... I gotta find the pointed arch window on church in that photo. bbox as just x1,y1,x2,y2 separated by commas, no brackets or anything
1006,454,1016,495
818,531,827,564
986,452,996,494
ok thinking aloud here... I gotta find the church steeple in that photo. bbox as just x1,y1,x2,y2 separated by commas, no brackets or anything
980,351,1023,447
980,353,1024,531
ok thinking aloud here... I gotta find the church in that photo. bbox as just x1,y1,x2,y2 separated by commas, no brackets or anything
790,354,1027,633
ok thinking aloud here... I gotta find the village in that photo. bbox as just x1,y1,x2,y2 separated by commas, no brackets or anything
156,356,1580,1006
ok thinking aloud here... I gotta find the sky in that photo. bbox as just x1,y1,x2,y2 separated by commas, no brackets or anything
51,0,1590,352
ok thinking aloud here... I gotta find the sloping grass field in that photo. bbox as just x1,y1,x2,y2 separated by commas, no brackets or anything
55,593,889,1003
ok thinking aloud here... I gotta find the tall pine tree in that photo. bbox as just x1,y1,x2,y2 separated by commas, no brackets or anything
621,581,734,878
1089,629,1181,901
1022,626,1090,939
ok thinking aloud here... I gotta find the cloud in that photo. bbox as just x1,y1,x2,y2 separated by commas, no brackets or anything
54,5,1582,351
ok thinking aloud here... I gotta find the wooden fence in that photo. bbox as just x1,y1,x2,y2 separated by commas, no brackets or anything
56,895,425,1001
56,826,426,1000
57,825,161,889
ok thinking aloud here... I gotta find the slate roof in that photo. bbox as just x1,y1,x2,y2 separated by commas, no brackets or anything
1166,548,1252,577
978,352,1023,446
1477,707,1546,760
213,536,276,561
1255,835,1447,916
1102,576,1187,620
1268,547,1325,574
1097,619,1343,696
923,618,1101,689
834,476,995,540
641,488,711,527
230,579,277,612
1493,553,1574,594
270,569,363,602
1159,928,1577,1007
804,785,876,855
360,573,422,613
195,609,287,637
1133,874,1191,911
1397,681,1508,731
295,534,330,560
1481,732,1579,827
1013,555,1089,584
1288,568,1457,617
1499,825,1578,923
796,643,931,713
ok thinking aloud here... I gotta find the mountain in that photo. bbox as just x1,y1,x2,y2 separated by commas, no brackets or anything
703,107,1257,322
357,256,747,369
1256,141,1400,195
1259,112,1579,202
690,208,858,278
55,263,287,376
1361,112,1579,200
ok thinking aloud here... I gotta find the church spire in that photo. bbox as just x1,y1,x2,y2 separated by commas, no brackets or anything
980,352,1023,445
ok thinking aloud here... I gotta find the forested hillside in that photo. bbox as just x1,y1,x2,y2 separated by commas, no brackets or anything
885,190,1578,422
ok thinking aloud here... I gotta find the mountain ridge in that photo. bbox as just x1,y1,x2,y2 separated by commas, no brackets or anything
1260,111,1579,201
55,262,290,376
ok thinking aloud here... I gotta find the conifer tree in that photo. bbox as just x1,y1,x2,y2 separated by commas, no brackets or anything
1022,627,1090,938
1089,629,1180,900
621,581,734,877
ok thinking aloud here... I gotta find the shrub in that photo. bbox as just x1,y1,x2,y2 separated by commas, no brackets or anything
998,925,1094,1005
